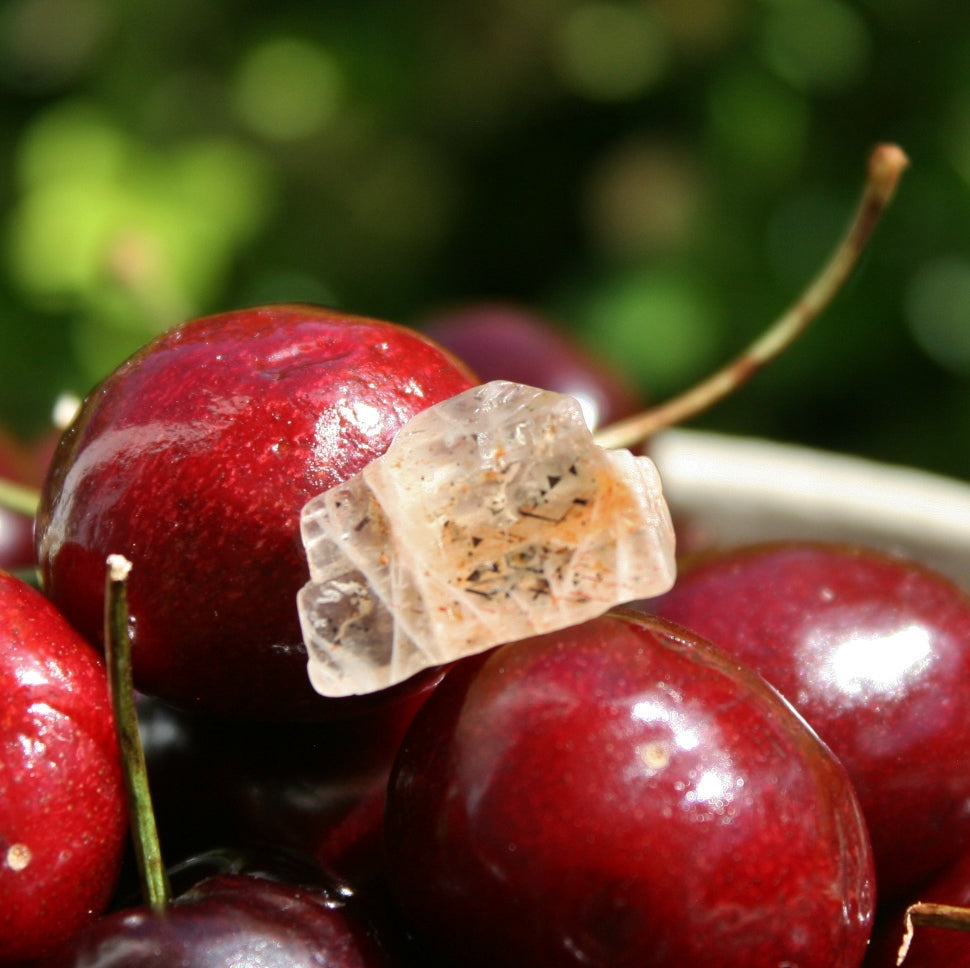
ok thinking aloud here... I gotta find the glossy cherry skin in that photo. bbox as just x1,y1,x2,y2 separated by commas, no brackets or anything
136,667,447,892
385,611,875,968
644,541,970,901
41,870,398,968
421,301,644,431
0,570,127,965
35,304,476,720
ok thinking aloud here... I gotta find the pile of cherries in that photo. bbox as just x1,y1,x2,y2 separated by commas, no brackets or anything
4,149,970,967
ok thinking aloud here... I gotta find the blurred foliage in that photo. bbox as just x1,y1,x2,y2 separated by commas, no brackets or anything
2,0,970,480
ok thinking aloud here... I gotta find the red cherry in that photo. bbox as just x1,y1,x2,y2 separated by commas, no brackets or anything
644,541,970,900
421,301,644,431
35,304,476,720
385,610,875,968
137,667,447,891
40,869,399,967
0,570,127,964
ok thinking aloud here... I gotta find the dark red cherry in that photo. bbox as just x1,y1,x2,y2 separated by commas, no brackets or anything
41,864,399,968
136,667,446,891
34,304,476,720
0,570,127,964
421,301,643,431
416,301,723,549
644,541,970,900
385,611,875,968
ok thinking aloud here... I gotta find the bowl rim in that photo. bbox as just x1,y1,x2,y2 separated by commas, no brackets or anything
652,428,970,585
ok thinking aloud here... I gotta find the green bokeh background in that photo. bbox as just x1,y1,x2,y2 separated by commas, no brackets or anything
1,0,969,480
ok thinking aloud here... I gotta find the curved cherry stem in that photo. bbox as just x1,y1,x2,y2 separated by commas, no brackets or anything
104,554,171,911
593,143,910,451
0,477,40,518
0,147,909,515
897,902,970,964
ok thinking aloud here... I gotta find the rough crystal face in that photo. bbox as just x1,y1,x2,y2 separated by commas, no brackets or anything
298,380,676,696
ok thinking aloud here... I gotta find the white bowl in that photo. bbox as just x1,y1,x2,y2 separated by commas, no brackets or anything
652,429,970,588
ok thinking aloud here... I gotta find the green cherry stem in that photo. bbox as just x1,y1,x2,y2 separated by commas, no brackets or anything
0,477,41,518
897,902,970,964
592,142,910,452
104,553,171,912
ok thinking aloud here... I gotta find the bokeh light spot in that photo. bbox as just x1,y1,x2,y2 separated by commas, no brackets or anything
233,36,343,141
652,0,744,54
6,100,273,382
905,257,970,374
760,0,870,93
708,67,808,175
574,268,722,396
0,0,112,91
15,99,127,189
585,139,701,260
554,2,671,102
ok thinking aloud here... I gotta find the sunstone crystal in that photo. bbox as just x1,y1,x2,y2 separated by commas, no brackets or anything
297,380,676,696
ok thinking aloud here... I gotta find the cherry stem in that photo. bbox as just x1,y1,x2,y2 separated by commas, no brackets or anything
897,902,970,964
0,477,40,518
103,554,171,912
592,143,910,451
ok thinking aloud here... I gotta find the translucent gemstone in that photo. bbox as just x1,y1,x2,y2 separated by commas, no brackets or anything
297,380,676,696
